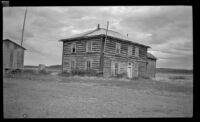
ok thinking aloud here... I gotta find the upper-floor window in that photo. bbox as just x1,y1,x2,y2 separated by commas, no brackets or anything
128,46,133,56
116,42,121,54
135,47,139,57
86,41,92,52
71,43,76,53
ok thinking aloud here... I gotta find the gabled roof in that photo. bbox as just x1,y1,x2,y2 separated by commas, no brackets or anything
59,27,150,48
147,53,157,60
3,39,26,50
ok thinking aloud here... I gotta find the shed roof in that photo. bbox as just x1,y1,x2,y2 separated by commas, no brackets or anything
147,53,157,60
3,39,26,50
59,27,150,48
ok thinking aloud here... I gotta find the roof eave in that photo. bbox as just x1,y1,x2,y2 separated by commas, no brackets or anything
59,34,150,48
59,35,104,42
4,39,26,50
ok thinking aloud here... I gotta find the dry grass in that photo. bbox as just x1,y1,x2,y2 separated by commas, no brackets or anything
3,71,193,118
168,76,188,80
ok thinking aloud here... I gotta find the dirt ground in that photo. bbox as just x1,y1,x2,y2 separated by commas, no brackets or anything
3,74,193,118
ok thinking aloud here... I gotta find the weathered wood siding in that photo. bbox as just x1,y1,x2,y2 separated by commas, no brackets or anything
62,35,148,78
139,47,147,60
3,41,24,69
147,59,156,78
104,37,147,60
63,54,101,72
103,55,139,77
62,38,103,73
103,37,148,77
138,61,147,77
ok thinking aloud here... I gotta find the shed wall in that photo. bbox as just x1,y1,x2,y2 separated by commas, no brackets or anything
147,59,156,78
3,41,24,69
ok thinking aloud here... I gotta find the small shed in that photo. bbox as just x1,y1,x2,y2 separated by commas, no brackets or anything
3,39,26,71
146,53,157,78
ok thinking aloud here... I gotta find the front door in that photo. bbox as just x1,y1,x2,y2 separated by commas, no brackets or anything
127,62,132,78
133,62,139,77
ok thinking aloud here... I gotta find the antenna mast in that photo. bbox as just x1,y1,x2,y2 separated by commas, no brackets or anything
21,7,28,46
105,21,109,42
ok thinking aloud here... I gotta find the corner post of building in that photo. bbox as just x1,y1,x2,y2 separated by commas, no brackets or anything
62,41,64,72
99,36,105,76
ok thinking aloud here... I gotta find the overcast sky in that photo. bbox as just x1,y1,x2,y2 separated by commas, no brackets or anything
3,6,193,69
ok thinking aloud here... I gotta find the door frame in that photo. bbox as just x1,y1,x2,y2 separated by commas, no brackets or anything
127,62,133,78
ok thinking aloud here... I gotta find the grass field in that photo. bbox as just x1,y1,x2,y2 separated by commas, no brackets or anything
3,71,193,118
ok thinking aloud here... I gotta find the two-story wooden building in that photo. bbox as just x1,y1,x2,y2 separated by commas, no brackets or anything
59,25,156,78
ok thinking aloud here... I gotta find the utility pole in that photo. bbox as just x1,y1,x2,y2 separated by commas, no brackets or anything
105,21,109,43
100,21,109,76
21,7,28,46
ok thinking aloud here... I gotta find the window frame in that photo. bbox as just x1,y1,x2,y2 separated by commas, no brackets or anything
114,62,119,75
71,42,76,53
85,59,93,70
135,47,139,57
115,42,121,54
86,41,93,52
128,45,133,56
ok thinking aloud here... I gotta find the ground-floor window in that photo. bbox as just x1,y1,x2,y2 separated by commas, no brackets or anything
71,60,76,70
86,60,91,70
114,62,119,75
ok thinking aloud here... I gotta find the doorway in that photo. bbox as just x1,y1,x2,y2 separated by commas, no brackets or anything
133,62,139,77
127,62,132,78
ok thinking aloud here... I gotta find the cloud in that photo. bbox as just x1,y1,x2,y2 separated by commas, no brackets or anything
3,6,193,69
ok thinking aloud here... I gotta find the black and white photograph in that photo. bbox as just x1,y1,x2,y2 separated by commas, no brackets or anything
3,6,193,118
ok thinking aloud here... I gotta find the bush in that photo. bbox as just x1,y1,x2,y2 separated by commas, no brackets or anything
59,71,70,76
4,69,34,78
61,69,99,77
168,76,187,80
141,75,150,79
38,69,49,75
23,69,36,74
111,73,127,79
114,73,127,79
131,77,139,80
71,69,86,76
85,69,98,76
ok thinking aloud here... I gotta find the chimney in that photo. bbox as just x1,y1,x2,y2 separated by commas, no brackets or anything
127,34,128,37
97,24,100,29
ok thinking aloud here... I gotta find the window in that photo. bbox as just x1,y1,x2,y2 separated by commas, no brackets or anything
116,42,121,54
71,43,76,53
86,41,92,52
86,60,92,70
135,47,139,57
114,62,119,75
71,60,76,70
128,46,132,56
